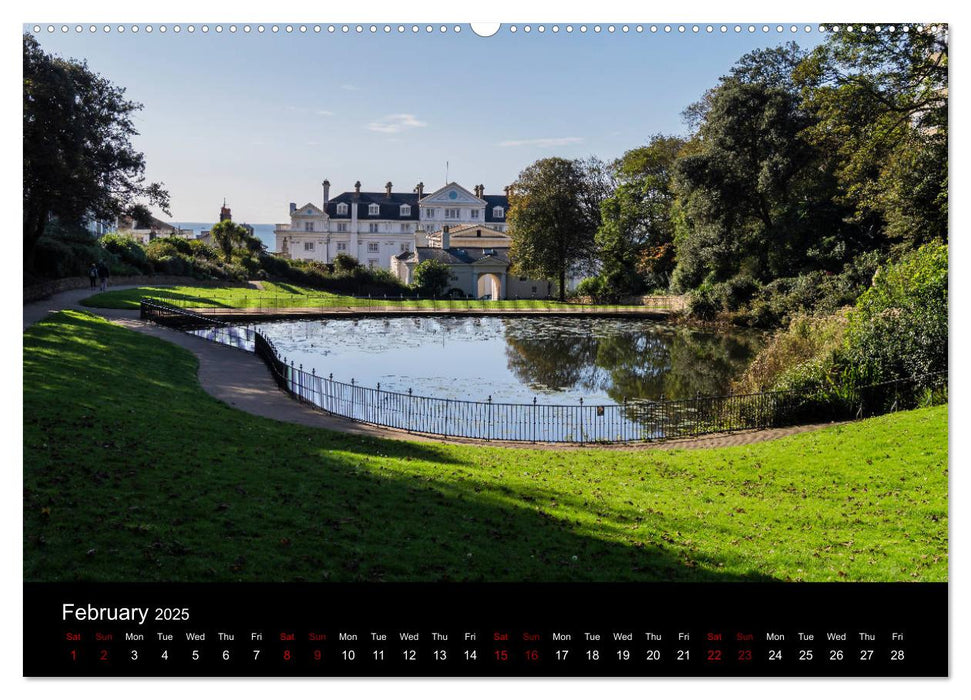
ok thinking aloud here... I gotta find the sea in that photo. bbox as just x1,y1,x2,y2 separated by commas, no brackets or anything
173,222,277,251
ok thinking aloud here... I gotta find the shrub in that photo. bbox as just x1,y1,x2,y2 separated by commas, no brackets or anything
842,241,947,382
332,253,360,272
412,259,451,296
735,312,849,393
188,239,220,261
99,233,151,273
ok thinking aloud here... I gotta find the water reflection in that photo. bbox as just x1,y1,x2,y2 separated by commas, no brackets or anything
503,319,761,402
253,317,762,406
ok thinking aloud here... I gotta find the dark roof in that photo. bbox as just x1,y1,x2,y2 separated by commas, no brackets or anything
412,246,510,266
326,192,420,220
482,195,508,223
323,190,510,221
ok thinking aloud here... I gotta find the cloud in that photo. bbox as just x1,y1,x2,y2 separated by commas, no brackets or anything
499,137,584,148
340,84,360,91
315,110,335,117
367,114,428,134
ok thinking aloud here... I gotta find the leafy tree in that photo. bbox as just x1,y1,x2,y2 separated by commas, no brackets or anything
209,220,252,263
412,259,451,296
332,253,360,272
507,157,601,301
23,34,169,271
796,25,948,245
671,47,859,300
596,135,685,298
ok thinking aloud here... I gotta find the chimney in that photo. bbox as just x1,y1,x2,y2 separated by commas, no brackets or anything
322,180,330,207
504,186,511,198
442,224,450,250
289,202,297,214
385,181,393,198
415,181,425,199
354,180,362,197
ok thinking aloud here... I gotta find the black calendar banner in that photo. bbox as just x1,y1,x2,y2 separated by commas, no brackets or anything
24,582,947,677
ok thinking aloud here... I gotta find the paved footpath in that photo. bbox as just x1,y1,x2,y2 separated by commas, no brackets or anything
23,286,836,451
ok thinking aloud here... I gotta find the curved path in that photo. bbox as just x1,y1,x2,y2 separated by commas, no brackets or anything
23,286,838,450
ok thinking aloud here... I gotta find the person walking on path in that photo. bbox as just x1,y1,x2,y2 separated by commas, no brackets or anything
97,261,110,291
88,263,99,289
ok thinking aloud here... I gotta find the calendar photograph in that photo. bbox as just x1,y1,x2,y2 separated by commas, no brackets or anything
21,19,948,677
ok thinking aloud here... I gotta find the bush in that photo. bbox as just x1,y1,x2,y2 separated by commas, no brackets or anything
842,241,947,382
744,241,948,402
188,239,220,261
412,259,451,296
735,312,849,393
332,253,360,272
99,233,151,273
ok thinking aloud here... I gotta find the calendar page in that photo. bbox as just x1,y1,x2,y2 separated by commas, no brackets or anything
22,13,949,680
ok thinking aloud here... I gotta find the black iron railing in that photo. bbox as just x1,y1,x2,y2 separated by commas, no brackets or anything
140,299,947,444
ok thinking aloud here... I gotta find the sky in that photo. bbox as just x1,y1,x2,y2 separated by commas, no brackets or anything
27,23,826,224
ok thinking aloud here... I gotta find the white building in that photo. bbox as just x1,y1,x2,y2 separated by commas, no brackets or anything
391,223,552,300
275,181,511,270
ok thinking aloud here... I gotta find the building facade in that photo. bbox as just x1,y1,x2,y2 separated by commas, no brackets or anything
391,224,552,300
275,181,511,270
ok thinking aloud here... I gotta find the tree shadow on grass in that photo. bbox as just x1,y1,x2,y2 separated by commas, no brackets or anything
24,311,778,584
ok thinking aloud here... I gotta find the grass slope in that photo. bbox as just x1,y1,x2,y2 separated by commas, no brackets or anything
81,282,675,311
24,311,948,583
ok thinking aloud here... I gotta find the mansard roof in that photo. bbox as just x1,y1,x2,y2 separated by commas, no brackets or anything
325,191,420,220
322,186,509,221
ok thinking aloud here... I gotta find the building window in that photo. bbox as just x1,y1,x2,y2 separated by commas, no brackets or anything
400,243,410,252
493,206,504,218
306,208,313,215
400,204,411,216
336,223,348,232
400,223,412,232
367,242,379,253
304,222,314,232
336,202,348,215
425,208,436,218
445,208,460,219
368,203,380,216
337,242,347,251
519,276,527,282
369,223,379,233
470,209,480,219
368,259,378,269
304,242,315,251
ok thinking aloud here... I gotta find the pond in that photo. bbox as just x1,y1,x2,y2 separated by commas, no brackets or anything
249,316,763,406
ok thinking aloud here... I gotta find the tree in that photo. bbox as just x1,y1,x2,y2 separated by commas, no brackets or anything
507,158,600,301
670,46,860,298
595,135,685,298
796,26,948,245
412,259,450,296
209,220,251,263
23,34,169,271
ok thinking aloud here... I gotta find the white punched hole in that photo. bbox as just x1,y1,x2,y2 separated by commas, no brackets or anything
470,23,501,37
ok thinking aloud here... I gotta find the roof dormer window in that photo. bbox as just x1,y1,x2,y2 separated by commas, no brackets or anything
336,202,348,215
368,203,380,216
400,204,411,216
493,206,505,218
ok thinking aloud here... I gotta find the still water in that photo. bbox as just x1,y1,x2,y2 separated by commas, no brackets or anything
253,317,762,406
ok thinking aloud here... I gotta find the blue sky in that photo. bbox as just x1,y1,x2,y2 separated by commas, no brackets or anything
30,24,824,224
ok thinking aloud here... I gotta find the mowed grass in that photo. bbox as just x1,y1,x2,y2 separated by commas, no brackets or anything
24,311,947,583
81,282,676,311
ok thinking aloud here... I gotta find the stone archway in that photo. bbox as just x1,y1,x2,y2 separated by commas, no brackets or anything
476,273,501,300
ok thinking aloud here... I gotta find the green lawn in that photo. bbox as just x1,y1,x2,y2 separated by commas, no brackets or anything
80,282,678,311
23,310,947,583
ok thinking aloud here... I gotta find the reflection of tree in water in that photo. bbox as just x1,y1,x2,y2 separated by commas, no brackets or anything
503,319,762,402
504,323,604,394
